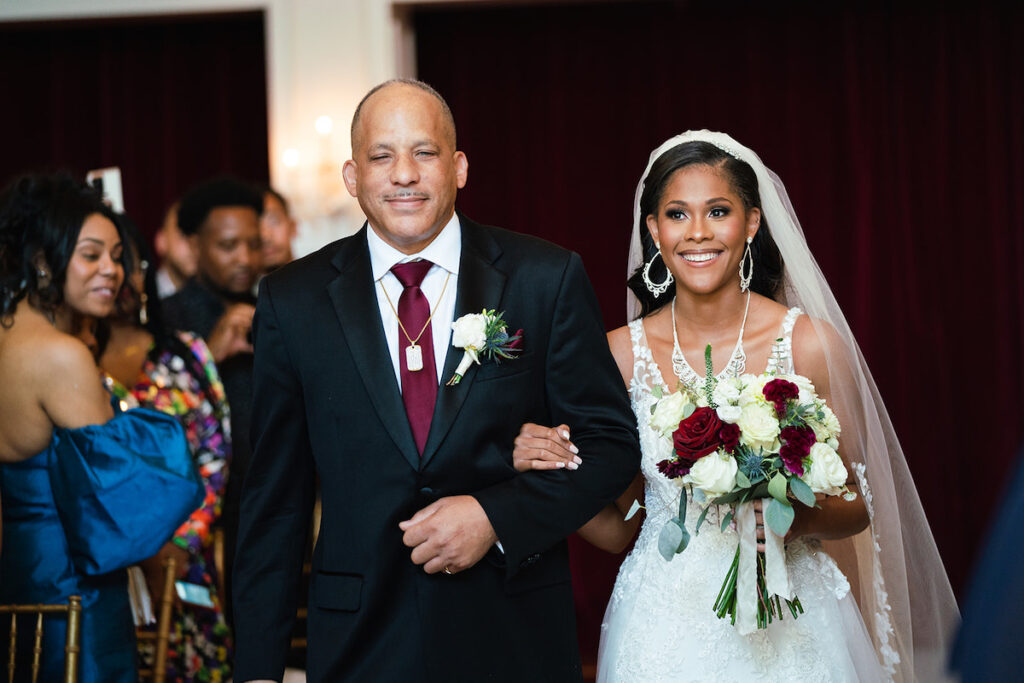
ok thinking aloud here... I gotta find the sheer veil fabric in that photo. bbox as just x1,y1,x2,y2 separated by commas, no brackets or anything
624,131,958,681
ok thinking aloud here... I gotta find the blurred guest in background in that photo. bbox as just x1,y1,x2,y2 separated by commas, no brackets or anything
259,186,297,274
102,214,233,682
0,173,202,682
162,177,262,625
154,201,197,299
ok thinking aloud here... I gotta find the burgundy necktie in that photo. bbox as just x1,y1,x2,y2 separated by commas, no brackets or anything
391,260,438,455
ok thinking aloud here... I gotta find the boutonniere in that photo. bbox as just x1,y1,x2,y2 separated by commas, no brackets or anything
446,309,523,386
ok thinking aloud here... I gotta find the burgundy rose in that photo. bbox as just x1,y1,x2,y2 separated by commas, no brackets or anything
779,425,815,476
763,378,799,417
673,407,724,465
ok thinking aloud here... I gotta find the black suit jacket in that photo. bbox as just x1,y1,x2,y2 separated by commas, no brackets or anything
232,216,640,682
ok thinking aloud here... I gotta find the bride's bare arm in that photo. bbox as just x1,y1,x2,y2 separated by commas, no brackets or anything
789,317,869,541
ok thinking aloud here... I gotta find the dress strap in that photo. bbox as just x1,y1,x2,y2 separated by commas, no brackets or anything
628,319,669,400
765,307,803,375
628,319,646,377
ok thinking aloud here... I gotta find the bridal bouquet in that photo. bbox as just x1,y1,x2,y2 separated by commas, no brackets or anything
643,346,855,633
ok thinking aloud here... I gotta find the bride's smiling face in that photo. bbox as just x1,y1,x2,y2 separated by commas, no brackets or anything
646,164,759,296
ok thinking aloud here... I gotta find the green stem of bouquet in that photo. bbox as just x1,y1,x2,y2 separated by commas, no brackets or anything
713,544,804,630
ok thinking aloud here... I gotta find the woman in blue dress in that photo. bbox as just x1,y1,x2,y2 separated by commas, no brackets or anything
0,174,203,682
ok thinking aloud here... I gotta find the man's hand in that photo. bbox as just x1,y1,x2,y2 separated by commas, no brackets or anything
399,495,498,574
206,303,256,363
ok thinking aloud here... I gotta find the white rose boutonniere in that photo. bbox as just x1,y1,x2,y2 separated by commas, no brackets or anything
447,309,523,385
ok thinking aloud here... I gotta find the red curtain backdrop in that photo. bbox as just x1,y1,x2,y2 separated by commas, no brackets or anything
0,12,269,238
415,0,1024,663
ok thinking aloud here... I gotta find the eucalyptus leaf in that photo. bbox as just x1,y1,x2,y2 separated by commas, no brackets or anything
624,498,643,522
712,490,744,505
695,505,710,533
765,497,795,537
658,517,690,560
652,384,664,399
678,490,687,521
692,487,707,504
720,510,735,533
789,477,816,508
749,482,771,499
682,403,696,419
735,469,751,489
768,473,789,503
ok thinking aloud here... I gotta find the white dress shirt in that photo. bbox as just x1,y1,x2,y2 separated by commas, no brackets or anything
367,213,461,390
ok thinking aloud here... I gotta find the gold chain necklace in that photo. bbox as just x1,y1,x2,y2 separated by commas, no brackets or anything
380,269,451,372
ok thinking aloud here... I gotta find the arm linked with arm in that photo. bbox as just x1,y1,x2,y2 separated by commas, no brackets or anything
473,253,641,575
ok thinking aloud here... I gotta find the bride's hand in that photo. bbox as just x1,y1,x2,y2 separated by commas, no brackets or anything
512,423,582,472
753,499,766,552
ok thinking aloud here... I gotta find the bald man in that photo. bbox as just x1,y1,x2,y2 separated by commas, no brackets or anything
232,79,639,682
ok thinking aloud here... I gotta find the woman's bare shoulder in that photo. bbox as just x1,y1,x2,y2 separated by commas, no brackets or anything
790,315,853,390
5,324,110,427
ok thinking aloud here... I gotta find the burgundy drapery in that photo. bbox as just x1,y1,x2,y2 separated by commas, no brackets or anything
415,0,1024,663
0,12,269,238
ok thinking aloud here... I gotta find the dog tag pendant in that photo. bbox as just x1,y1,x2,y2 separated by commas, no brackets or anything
405,344,424,372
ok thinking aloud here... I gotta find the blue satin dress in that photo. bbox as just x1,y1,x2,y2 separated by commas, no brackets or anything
0,408,204,682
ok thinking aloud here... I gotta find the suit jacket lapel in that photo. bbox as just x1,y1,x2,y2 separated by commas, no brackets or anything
421,218,506,466
326,227,420,470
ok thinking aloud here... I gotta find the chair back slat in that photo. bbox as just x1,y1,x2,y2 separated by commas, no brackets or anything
6,613,15,683
0,597,81,683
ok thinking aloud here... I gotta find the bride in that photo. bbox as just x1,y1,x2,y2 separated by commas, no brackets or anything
513,131,958,681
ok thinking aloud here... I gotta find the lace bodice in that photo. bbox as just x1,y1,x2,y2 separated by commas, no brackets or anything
598,313,879,683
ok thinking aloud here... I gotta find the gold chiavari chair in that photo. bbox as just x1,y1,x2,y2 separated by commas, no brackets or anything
0,595,82,683
135,556,177,683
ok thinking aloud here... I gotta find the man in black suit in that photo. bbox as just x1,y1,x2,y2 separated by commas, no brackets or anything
232,79,639,682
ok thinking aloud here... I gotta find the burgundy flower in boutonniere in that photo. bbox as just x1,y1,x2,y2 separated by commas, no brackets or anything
446,310,522,385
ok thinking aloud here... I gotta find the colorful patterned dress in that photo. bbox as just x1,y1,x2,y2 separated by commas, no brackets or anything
107,331,233,682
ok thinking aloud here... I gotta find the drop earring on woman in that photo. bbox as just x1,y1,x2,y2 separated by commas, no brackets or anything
643,244,674,296
138,291,149,325
138,259,149,325
739,236,754,293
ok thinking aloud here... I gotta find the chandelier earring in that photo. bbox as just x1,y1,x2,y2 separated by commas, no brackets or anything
739,236,754,293
643,244,673,296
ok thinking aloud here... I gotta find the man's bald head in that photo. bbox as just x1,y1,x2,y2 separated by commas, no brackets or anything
350,79,457,152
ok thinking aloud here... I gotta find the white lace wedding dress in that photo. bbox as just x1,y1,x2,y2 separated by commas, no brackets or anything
596,314,886,682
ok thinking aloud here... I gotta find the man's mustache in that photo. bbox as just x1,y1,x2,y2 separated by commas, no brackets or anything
383,191,430,200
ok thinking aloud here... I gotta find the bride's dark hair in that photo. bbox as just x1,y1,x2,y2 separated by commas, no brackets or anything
0,173,118,328
627,141,784,317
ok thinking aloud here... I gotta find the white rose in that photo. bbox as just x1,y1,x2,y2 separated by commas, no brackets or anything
737,404,781,452
803,442,848,495
712,378,742,407
738,374,772,407
683,452,738,497
787,373,818,404
650,391,687,437
716,404,742,424
451,313,488,350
